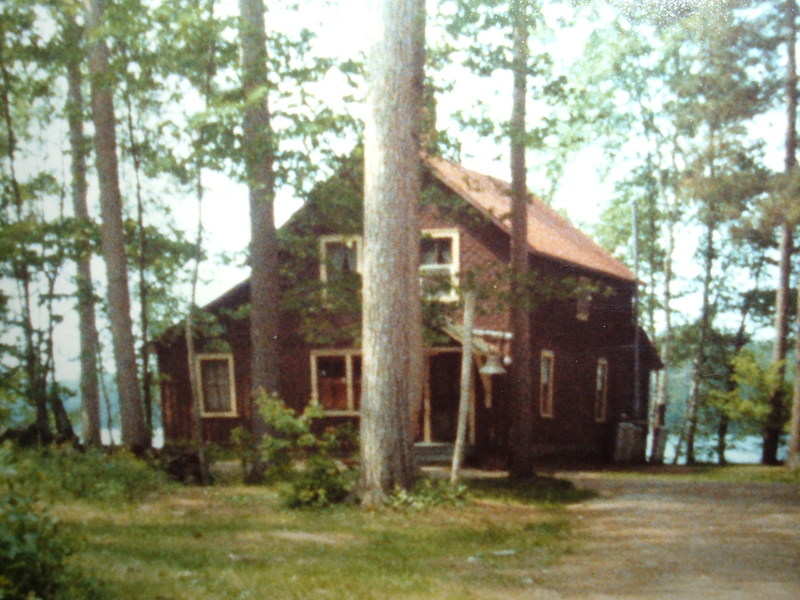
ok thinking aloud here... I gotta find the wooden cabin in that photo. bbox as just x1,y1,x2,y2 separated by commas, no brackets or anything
155,154,662,466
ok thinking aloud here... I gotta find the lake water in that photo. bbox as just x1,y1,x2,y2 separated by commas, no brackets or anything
662,434,788,465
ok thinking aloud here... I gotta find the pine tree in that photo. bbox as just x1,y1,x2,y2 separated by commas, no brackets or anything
360,0,425,506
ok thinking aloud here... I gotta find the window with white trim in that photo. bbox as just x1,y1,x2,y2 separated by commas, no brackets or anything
540,350,555,418
594,358,609,422
419,229,459,301
196,354,237,417
320,235,361,282
311,351,361,415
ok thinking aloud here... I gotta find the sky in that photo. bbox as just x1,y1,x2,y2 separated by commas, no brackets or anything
21,0,783,385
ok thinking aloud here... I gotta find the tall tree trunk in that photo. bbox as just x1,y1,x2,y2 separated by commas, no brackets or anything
85,0,149,453
186,167,210,486
238,0,280,482
784,0,800,470
649,190,676,464
680,222,715,465
123,91,154,437
508,0,535,479
765,0,797,465
360,0,423,507
65,15,102,446
407,0,426,443
451,289,476,485
787,287,800,469
763,223,792,465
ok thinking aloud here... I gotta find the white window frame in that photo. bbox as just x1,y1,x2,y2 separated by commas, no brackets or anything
195,353,238,417
419,228,459,302
594,358,609,423
540,350,555,418
310,349,361,416
319,235,362,283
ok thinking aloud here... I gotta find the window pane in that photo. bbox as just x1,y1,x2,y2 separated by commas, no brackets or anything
595,360,608,422
200,359,232,413
326,241,357,275
540,353,554,417
420,237,452,266
352,356,362,410
317,356,348,410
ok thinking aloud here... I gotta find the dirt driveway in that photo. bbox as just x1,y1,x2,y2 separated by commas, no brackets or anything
532,469,800,600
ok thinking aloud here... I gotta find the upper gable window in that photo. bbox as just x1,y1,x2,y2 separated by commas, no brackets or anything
576,276,592,321
196,354,237,417
320,235,361,282
419,229,459,301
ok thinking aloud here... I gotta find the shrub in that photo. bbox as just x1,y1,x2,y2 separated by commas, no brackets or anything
1,443,169,505
254,394,357,508
281,455,357,509
387,478,469,511
0,454,102,599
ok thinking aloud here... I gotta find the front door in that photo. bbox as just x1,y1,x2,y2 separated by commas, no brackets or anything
418,350,475,443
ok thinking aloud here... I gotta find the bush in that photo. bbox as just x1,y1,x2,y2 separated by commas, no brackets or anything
387,478,469,511
281,455,357,509
254,394,357,508
1,443,169,505
0,454,102,599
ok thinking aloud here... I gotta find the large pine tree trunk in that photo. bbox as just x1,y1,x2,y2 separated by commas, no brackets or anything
238,0,280,482
85,0,149,452
788,291,800,469
360,0,423,507
784,0,800,470
65,15,102,447
407,0,426,442
765,0,798,465
507,0,535,479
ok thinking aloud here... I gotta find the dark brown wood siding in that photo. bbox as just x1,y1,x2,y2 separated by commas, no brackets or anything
158,175,654,463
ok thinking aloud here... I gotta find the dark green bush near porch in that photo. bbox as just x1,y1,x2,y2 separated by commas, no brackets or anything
255,393,358,508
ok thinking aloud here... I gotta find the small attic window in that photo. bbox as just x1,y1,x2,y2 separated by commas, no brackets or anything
419,229,459,301
320,235,361,282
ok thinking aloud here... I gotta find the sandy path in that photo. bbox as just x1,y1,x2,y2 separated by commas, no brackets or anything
531,471,800,600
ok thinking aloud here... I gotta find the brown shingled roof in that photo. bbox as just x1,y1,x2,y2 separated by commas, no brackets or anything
425,155,635,282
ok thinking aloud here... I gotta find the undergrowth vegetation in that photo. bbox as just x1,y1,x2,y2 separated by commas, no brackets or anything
1,443,171,505
0,443,138,599
235,394,360,508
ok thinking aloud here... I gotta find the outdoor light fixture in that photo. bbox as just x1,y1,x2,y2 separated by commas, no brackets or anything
480,353,507,376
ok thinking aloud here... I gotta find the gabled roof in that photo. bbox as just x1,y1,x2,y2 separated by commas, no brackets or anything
425,156,635,282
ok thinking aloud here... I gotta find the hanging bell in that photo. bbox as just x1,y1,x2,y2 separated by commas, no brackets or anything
480,353,507,376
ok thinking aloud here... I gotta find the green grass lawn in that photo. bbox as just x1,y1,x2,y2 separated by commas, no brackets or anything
585,463,800,484
53,478,586,600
